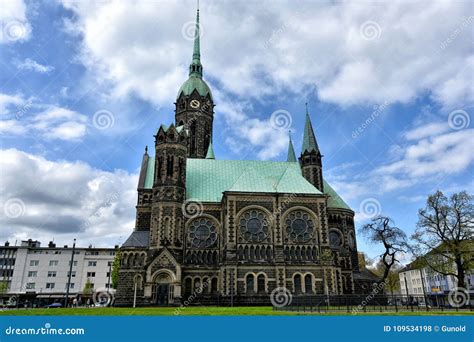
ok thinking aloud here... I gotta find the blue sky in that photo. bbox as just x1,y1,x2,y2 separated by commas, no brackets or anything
0,0,473,264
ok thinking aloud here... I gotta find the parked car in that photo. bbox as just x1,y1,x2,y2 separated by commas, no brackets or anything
46,303,63,308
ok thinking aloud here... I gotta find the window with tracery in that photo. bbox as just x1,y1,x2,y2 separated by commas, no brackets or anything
188,218,218,248
285,210,315,243
239,209,269,243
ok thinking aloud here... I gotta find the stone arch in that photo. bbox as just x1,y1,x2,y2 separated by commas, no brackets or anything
293,273,304,294
244,272,256,293
256,272,268,294
133,274,144,290
303,273,314,293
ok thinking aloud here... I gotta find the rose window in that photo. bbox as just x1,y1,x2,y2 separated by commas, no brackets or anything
239,209,269,242
188,218,217,248
285,211,314,243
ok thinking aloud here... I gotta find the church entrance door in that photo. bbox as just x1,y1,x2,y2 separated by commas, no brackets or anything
156,284,169,306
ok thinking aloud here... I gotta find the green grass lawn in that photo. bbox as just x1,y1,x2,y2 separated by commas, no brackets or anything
1,306,472,316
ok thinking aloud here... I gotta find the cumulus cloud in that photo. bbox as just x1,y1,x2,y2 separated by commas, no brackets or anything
15,58,54,73
0,93,89,141
0,149,137,247
60,0,473,110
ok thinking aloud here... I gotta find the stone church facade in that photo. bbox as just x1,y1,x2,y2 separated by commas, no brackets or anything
115,8,369,306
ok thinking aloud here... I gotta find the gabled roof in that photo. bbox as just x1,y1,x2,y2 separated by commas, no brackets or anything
205,142,215,159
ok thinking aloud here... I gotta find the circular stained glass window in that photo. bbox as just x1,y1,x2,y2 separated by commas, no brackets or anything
285,210,314,243
329,230,342,248
188,218,217,248
239,209,268,242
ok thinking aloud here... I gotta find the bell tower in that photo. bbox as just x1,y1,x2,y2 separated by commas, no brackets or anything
175,5,214,158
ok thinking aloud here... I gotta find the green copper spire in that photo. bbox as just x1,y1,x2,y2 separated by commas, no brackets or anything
301,103,319,154
205,141,215,159
287,132,297,162
189,2,203,77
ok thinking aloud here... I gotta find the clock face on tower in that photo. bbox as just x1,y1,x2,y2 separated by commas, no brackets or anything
190,99,200,109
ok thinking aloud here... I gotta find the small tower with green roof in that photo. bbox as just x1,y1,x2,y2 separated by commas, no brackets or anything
175,4,214,159
299,104,324,192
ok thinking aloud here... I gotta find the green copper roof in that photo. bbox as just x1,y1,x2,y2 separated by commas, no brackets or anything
143,158,350,209
205,142,215,159
177,76,213,99
159,124,185,134
323,180,351,210
301,104,319,154
287,135,297,162
143,158,321,201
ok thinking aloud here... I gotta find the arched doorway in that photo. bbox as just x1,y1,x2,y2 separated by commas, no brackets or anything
152,273,173,306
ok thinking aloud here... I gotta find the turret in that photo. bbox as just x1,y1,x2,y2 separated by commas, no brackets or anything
299,104,323,192
150,124,188,248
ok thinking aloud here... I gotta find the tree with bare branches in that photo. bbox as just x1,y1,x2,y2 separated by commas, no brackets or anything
412,191,473,288
360,216,408,285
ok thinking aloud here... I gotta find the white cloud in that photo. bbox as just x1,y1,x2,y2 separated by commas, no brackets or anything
0,0,31,44
0,149,137,247
0,93,24,115
60,0,473,110
15,58,54,73
0,93,89,142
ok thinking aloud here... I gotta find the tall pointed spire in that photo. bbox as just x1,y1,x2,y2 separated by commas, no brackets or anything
189,1,203,77
287,131,297,162
301,103,319,154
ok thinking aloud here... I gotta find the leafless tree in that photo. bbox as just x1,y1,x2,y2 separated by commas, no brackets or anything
360,216,408,285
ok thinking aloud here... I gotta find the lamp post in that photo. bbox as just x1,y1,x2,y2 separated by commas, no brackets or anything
64,238,76,308
107,263,112,294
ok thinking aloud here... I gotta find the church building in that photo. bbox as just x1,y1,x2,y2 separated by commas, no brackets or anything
115,7,369,306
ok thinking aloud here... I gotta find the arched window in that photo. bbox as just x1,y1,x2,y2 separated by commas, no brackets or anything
185,278,192,295
294,274,302,294
304,274,313,293
166,155,174,177
257,274,266,293
329,229,343,248
246,274,254,293
211,278,218,294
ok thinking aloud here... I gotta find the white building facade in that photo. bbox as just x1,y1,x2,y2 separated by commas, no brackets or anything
0,239,117,306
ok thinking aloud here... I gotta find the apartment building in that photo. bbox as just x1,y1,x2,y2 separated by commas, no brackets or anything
0,239,117,306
